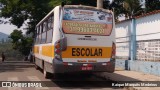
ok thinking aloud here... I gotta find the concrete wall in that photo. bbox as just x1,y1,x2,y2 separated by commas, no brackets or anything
116,20,131,59
136,13,160,40
116,60,160,76
115,12,160,76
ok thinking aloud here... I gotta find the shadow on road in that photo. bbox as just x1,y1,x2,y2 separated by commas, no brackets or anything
49,73,126,89
0,61,34,73
0,60,141,90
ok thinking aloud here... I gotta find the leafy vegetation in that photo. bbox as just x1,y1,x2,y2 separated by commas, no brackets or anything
145,0,160,12
0,41,24,61
111,0,144,20
9,29,33,56
1,0,160,33
0,0,55,34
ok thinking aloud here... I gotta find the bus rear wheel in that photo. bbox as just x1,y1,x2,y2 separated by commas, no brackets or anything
35,64,39,70
43,68,52,79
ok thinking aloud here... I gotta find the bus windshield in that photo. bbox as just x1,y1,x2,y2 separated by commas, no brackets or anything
62,8,113,36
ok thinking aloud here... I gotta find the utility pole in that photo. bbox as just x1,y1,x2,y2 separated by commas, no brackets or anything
97,0,103,8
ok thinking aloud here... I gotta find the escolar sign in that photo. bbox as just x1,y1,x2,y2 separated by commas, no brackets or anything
62,46,112,58
72,48,102,56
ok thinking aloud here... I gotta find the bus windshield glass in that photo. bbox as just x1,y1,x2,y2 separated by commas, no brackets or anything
62,8,113,36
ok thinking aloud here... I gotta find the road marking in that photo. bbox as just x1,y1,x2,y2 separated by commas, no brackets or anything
27,76,41,81
7,77,22,90
27,76,49,90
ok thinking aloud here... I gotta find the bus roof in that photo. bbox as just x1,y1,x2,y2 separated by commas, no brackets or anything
64,5,112,13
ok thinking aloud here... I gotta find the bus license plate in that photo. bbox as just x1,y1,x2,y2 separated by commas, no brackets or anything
81,66,93,70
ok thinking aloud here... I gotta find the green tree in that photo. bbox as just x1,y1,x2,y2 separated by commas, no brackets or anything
10,30,23,43
68,0,96,6
0,0,57,35
110,0,125,21
0,0,110,35
123,0,143,19
9,29,33,56
146,0,160,12
111,0,143,20
0,0,146,31
19,37,33,56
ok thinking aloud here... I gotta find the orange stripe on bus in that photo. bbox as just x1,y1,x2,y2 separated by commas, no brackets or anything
62,46,112,58
42,45,54,57
33,46,39,54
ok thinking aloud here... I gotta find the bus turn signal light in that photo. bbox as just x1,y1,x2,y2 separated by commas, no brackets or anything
55,43,60,49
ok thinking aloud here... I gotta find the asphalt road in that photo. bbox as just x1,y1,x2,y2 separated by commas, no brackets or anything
0,60,125,90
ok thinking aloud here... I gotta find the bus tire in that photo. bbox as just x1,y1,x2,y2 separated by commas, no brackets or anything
35,64,39,70
43,67,52,79
85,72,93,77
53,73,63,79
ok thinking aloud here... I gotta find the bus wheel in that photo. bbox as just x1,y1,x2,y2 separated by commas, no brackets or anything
53,73,63,79
43,68,51,79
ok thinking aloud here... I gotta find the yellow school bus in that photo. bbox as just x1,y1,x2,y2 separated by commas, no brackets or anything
33,5,116,78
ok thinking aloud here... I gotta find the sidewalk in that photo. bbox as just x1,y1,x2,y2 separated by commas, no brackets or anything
0,58,30,62
95,68,160,90
0,58,32,66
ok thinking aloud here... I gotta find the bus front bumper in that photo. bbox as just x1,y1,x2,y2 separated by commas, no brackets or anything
53,58,115,73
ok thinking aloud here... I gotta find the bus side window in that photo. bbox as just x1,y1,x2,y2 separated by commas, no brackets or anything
34,27,37,44
35,26,39,44
48,16,52,30
38,26,41,44
51,15,54,30
46,15,54,43
41,21,47,44
39,24,43,44
45,20,48,43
